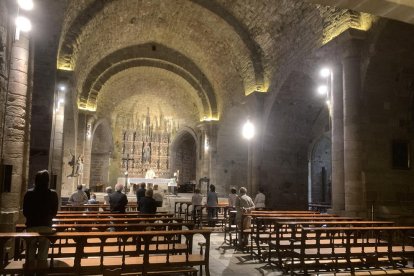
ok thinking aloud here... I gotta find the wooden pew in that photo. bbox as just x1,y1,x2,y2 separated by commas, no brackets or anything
61,203,138,212
52,217,183,225
55,212,174,218
14,222,195,260
284,226,414,275
238,213,347,251
1,230,212,276
264,220,395,267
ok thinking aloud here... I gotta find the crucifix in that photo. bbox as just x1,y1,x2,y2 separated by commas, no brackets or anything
121,153,134,193
122,153,135,171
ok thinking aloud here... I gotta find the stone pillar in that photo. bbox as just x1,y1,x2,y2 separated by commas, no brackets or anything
245,92,266,196
341,30,366,216
331,62,345,213
196,121,217,193
78,114,94,187
0,33,31,230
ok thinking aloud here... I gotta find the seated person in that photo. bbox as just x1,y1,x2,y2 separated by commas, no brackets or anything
109,184,128,213
69,185,88,206
139,189,157,214
103,186,112,205
88,193,98,204
153,184,163,207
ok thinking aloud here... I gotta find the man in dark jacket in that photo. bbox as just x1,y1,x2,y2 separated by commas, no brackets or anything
109,183,128,213
139,189,157,214
136,182,146,210
23,170,58,262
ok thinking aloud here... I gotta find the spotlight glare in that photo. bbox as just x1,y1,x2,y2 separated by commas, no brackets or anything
317,85,328,96
242,120,255,140
18,0,34,10
59,85,66,91
320,68,331,78
15,16,32,32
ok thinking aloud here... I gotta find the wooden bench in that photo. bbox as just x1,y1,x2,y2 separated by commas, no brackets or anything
263,220,395,267
52,216,183,225
284,226,414,274
15,222,195,260
238,213,350,251
1,229,212,275
55,212,174,218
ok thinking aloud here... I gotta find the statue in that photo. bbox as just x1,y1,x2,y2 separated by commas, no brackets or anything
142,142,151,163
67,150,76,177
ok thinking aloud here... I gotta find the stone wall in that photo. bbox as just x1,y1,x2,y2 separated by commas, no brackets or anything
360,20,414,222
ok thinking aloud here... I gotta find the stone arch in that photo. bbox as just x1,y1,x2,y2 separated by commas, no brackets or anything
78,43,217,118
261,71,328,210
89,118,113,191
58,0,264,90
308,135,332,205
169,128,198,186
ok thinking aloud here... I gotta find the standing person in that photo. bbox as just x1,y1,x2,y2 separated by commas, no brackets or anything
103,186,113,205
206,184,218,227
23,170,58,264
136,182,146,210
69,185,88,206
228,187,237,208
228,187,238,225
109,183,128,213
191,188,203,224
236,187,255,246
139,189,157,214
254,187,266,210
153,184,163,207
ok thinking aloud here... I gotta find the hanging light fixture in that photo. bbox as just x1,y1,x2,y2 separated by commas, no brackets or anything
242,120,255,140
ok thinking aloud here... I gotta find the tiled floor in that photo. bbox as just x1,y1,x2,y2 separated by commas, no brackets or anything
195,232,284,276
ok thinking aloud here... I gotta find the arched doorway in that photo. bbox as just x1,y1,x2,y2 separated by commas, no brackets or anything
309,136,332,205
90,120,113,192
170,130,197,188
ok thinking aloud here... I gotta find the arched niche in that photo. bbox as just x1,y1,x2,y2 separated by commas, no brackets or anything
261,71,328,210
170,129,197,186
309,135,332,205
90,119,113,191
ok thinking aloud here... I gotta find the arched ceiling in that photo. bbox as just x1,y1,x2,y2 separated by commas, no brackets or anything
58,0,369,125
98,67,200,127
307,0,414,24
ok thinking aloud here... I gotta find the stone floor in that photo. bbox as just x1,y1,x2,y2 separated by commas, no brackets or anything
195,232,284,276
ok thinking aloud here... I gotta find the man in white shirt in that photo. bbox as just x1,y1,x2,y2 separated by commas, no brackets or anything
69,185,88,206
254,187,266,210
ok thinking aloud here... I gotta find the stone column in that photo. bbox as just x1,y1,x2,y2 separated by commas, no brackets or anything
245,92,266,196
196,121,217,193
330,62,345,213
0,33,31,231
341,30,366,216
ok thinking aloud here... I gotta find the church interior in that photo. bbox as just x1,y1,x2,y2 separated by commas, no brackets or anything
1,0,414,275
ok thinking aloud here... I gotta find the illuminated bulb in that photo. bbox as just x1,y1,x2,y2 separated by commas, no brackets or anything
320,68,331,78
59,85,66,91
317,85,328,96
15,16,32,32
18,0,34,10
242,120,255,140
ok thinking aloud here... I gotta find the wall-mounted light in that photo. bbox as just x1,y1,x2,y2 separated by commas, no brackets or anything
59,84,66,92
317,85,328,96
242,120,255,140
18,0,34,10
86,123,92,139
15,16,31,40
320,68,331,78
204,135,209,151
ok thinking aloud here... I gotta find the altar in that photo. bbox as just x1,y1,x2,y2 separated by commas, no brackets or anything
117,177,175,195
